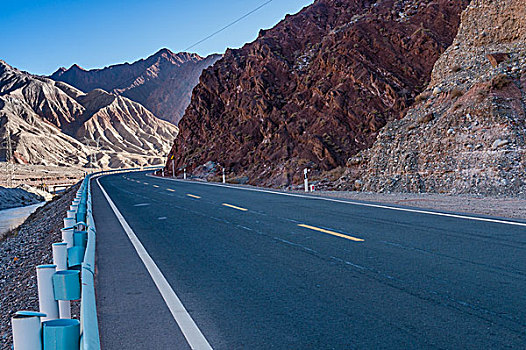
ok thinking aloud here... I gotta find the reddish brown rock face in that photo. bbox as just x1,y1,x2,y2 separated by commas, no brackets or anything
167,0,469,187
486,53,510,67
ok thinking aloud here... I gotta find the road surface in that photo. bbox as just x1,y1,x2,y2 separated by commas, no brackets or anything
92,172,526,349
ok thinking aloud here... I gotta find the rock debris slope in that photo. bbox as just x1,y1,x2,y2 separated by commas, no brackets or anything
344,0,526,196
166,0,469,186
0,60,178,168
51,49,221,124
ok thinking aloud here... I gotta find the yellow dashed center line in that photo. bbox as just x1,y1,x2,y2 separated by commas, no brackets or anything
187,194,201,199
153,185,159,188
298,224,364,242
222,203,248,212
166,188,175,192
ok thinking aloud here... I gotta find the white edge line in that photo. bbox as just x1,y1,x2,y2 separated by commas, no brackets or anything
96,177,213,350
145,174,526,228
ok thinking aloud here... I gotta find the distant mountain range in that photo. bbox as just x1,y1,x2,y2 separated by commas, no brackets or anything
0,59,178,168
50,49,221,124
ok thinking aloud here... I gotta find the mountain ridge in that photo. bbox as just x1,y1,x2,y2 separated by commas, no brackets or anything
50,48,221,124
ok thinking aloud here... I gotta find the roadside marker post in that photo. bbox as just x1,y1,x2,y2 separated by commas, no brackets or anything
222,167,226,184
304,168,309,192
172,160,175,178
184,168,187,180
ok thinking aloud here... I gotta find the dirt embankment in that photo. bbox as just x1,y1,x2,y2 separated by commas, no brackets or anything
0,183,79,348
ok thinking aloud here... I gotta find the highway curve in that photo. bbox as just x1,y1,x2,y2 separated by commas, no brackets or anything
92,172,526,349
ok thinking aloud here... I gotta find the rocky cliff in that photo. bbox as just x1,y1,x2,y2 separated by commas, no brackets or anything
166,0,469,187
0,60,178,168
51,49,221,124
343,0,526,196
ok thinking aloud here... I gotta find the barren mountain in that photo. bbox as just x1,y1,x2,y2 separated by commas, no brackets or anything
51,49,221,124
165,0,469,187
342,0,526,196
0,60,178,168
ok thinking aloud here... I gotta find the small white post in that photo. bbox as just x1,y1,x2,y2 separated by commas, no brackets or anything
222,167,226,184
64,217,75,229
172,160,175,178
184,168,187,180
304,168,309,192
11,312,45,350
61,228,74,249
37,265,59,322
52,243,68,271
162,169,165,177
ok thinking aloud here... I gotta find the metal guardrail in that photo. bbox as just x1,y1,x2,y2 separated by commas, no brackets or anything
80,166,162,349
11,166,162,349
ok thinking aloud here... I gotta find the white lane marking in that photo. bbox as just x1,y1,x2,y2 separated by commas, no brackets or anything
146,175,526,228
96,178,213,350
134,203,150,207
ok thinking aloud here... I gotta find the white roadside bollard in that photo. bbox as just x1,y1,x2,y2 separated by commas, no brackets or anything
61,228,74,248
52,243,68,271
162,169,165,177
222,168,226,184
184,168,187,180
61,219,75,248
37,265,59,322
11,311,46,350
304,168,309,192
52,242,71,319
172,161,175,178
310,184,315,192
64,217,75,229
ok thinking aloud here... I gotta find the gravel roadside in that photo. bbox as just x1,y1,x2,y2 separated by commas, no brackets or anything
0,183,80,349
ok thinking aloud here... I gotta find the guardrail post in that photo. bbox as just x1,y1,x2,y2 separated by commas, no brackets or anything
61,228,74,248
52,243,71,319
11,311,46,350
37,265,59,322
52,243,68,271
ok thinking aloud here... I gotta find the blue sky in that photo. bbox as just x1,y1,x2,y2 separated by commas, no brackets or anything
1,0,314,75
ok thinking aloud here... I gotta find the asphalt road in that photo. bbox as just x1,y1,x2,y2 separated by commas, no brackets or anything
92,172,526,349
